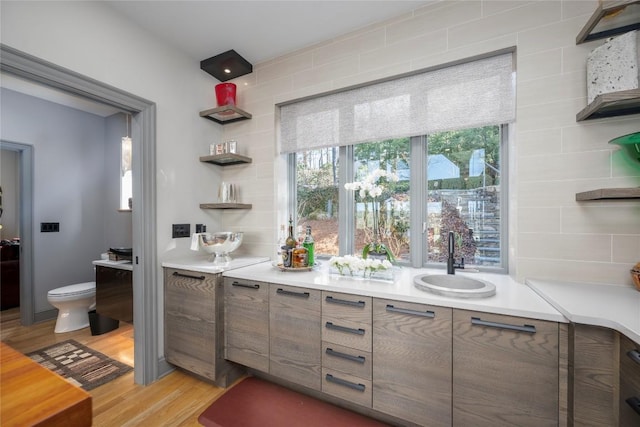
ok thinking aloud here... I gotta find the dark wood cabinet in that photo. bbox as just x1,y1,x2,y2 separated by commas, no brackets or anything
620,334,640,426
95,265,132,323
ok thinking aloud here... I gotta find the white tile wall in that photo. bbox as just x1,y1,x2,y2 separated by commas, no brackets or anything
221,0,640,286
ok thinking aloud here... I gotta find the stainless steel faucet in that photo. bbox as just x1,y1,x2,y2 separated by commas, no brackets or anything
447,231,465,275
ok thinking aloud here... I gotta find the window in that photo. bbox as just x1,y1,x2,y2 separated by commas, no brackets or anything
120,135,132,210
292,125,505,270
282,52,514,272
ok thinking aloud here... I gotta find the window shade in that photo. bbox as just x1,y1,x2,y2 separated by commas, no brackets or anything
280,53,514,154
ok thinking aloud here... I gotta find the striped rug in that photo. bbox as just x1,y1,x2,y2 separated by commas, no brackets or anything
27,339,132,391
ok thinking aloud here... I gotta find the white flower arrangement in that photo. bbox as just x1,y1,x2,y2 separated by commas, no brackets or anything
329,254,393,278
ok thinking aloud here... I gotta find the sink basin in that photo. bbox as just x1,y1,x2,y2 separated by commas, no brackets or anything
413,274,496,298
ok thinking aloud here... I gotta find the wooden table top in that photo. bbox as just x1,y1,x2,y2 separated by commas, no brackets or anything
1,341,92,427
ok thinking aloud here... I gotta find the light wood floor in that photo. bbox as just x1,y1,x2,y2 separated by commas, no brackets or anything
1,308,227,426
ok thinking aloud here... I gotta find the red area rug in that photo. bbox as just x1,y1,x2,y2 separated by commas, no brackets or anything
198,376,389,427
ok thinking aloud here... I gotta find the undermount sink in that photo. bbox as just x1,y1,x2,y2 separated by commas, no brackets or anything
413,274,496,298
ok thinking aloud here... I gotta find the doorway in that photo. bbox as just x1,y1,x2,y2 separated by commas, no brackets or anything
1,44,161,385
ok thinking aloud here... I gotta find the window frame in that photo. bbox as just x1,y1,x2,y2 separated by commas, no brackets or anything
288,124,509,274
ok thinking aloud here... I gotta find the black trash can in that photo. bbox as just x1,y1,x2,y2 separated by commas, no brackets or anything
88,310,119,336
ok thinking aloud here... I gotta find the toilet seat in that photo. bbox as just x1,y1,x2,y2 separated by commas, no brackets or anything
47,282,95,298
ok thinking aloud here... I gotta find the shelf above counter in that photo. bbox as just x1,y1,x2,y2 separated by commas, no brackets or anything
576,0,640,44
575,187,640,200
576,89,640,121
200,153,252,166
200,203,252,209
200,105,252,124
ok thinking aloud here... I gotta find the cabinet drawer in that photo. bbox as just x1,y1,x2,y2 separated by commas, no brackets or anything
322,317,371,353
322,341,371,380
620,334,640,426
322,368,372,408
322,291,371,324
224,278,269,372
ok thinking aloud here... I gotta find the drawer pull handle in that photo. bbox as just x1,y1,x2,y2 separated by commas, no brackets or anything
172,271,205,280
276,288,310,298
325,374,365,392
471,317,536,334
627,397,640,416
386,304,435,318
325,322,365,335
325,347,366,364
231,281,259,289
628,350,640,365
325,296,365,308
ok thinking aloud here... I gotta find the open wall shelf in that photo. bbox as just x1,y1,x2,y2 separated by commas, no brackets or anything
575,187,640,200
200,153,252,166
200,203,252,209
200,105,252,124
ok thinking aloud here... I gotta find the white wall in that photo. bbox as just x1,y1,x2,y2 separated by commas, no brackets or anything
2,1,637,292
0,0,225,267
1,88,108,312
218,0,639,286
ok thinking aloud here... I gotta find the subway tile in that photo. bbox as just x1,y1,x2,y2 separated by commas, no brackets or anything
449,1,561,49
386,1,481,45
516,127,562,157
242,75,293,105
257,52,313,84
517,49,562,82
274,81,334,105
411,33,517,72
613,235,640,264
562,0,598,20
517,15,586,55
334,62,411,89
313,28,385,67
518,232,611,261
518,149,611,182
292,57,359,90
483,1,536,17
516,97,585,131
518,177,639,207
561,43,593,73
517,71,584,107
562,205,640,234
360,30,447,72
518,207,561,232
562,118,640,153
517,258,633,285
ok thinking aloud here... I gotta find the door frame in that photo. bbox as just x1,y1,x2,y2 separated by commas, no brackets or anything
1,44,160,385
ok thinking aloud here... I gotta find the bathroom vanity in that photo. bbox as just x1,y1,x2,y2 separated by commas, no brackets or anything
92,260,133,324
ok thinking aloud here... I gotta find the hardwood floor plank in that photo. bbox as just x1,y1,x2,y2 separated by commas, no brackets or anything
1,308,226,426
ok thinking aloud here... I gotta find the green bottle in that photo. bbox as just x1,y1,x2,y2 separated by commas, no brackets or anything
303,225,315,267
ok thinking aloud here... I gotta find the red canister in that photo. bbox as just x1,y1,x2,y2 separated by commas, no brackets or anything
215,83,237,106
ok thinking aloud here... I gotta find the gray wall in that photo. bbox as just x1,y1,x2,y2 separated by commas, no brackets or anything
0,88,131,313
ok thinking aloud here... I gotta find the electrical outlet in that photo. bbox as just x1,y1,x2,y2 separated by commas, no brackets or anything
172,224,190,238
41,222,60,232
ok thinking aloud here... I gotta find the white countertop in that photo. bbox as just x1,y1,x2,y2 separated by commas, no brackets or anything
161,256,270,274
221,261,566,323
92,259,133,271
527,278,640,344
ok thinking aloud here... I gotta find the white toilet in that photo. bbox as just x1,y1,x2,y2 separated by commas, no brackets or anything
47,282,96,333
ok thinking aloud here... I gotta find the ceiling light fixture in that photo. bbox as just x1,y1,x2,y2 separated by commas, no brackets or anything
200,49,253,82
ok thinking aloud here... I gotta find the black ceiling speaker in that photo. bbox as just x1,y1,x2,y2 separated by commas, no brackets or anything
200,49,253,82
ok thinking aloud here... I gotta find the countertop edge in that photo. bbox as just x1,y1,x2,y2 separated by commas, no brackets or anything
526,278,640,344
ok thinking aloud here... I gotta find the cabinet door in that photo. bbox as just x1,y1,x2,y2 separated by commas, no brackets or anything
224,278,269,372
453,309,558,426
164,268,217,381
269,284,321,391
373,299,452,426
95,266,133,322
620,334,640,427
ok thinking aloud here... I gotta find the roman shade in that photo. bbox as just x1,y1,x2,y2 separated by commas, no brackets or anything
280,52,515,154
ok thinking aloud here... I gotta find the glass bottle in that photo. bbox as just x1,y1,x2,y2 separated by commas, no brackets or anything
292,246,308,268
276,224,286,258
285,216,297,248
303,225,315,267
